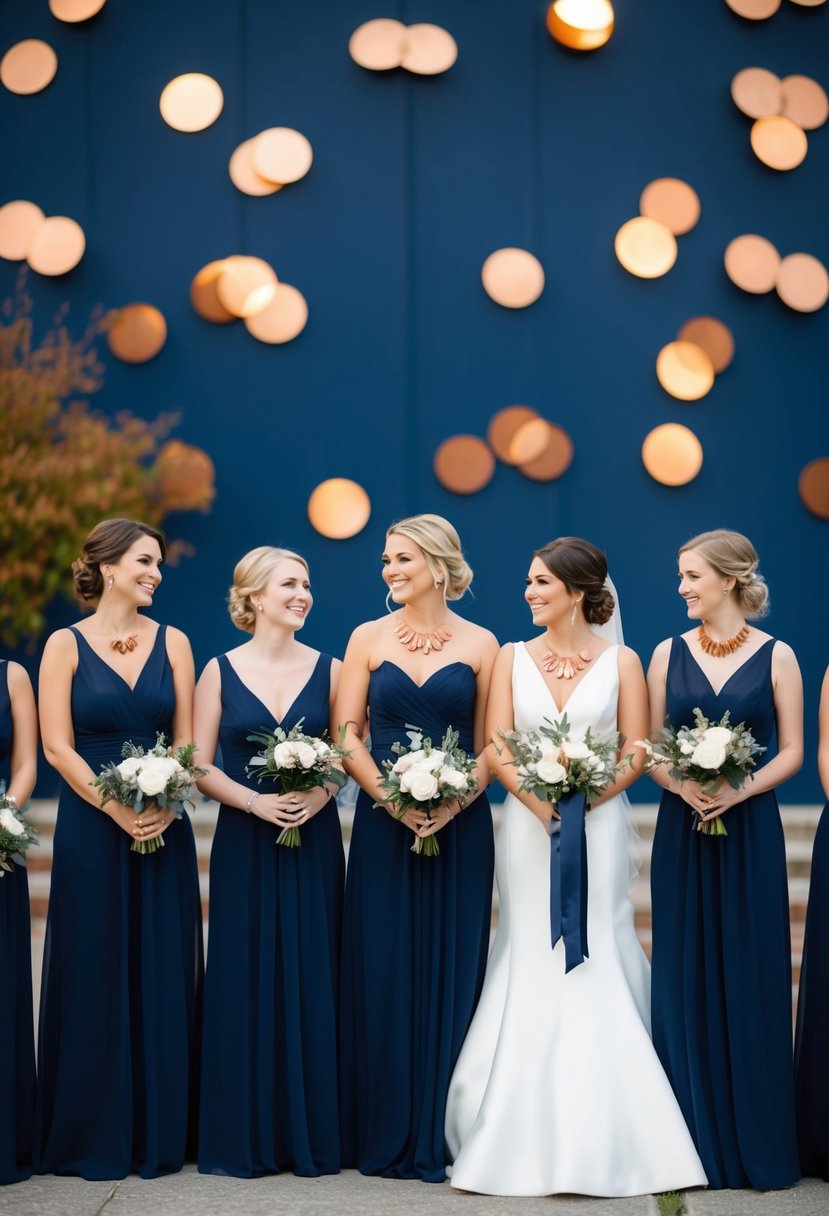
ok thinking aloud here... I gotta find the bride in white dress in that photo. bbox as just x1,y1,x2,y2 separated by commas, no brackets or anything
445,538,707,1198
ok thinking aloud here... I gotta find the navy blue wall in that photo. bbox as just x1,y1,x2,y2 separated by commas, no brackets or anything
2,0,828,798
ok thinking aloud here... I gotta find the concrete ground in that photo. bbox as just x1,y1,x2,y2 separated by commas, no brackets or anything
0,1171,826,1216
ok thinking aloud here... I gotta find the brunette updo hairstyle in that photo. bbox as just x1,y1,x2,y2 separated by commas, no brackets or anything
533,537,615,626
228,546,310,633
679,529,769,619
72,519,166,605
386,514,473,600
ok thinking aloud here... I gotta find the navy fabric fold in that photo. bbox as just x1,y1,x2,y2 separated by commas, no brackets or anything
549,790,589,973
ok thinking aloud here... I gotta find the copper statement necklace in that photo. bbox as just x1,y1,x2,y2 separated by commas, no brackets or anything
541,638,594,680
698,623,750,658
110,634,138,655
394,615,452,655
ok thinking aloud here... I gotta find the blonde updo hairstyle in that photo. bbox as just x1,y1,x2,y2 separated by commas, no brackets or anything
679,529,769,619
228,545,310,633
72,518,166,605
386,514,473,601
533,537,615,626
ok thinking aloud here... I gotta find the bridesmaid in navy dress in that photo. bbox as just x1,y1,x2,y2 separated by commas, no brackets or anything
0,660,37,1186
196,546,344,1177
35,519,202,1179
794,664,829,1180
337,514,498,1182
647,530,802,1190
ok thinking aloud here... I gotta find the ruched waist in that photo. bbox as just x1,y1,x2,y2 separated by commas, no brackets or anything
74,732,165,767
369,736,475,763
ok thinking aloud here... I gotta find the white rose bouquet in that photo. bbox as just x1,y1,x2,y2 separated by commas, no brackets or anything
497,712,627,808
247,718,349,847
638,708,765,836
91,733,206,854
374,724,478,857
0,784,39,876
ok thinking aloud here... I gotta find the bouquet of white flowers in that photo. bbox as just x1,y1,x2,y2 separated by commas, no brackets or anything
0,784,39,876
92,733,206,854
638,708,765,836
497,714,629,973
497,712,626,807
374,724,477,857
247,718,349,847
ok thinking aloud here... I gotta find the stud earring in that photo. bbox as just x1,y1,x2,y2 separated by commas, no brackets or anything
434,578,444,590
256,602,264,612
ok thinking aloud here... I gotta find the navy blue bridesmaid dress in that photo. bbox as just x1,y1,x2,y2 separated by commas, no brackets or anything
198,653,344,1177
650,637,800,1190
0,661,36,1186
339,660,494,1182
794,802,829,1180
34,626,203,1179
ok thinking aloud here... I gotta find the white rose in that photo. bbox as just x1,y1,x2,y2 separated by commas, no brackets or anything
272,741,299,769
400,769,439,801
117,756,143,780
292,742,319,770
393,751,421,775
561,740,591,761
679,740,694,755
0,807,25,837
136,756,177,797
536,758,567,785
420,749,446,773
690,740,727,771
439,766,468,792
587,754,604,771
702,727,733,747
311,738,329,756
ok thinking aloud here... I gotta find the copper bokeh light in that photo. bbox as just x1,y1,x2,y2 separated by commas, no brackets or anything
546,1,615,51
642,424,703,487
308,479,371,539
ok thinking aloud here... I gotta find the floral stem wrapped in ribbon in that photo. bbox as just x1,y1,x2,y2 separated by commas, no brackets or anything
247,718,349,847
0,784,39,875
638,708,765,836
497,713,629,971
374,724,477,857
91,733,205,854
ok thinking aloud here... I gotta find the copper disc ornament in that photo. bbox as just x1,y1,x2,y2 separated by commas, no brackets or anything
190,260,235,324
724,234,780,293
308,479,371,539
487,406,540,463
0,200,45,260
434,436,495,494
400,24,458,75
49,0,107,20
481,249,545,308
656,342,715,401
253,128,313,184
107,304,167,363
546,1,615,51
642,424,703,487
731,68,782,119
750,116,808,170
639,178,700,236
1,39,58,95
799,459,829,519
615,217,677,278
776,253,829,313
245,284,309,344
724,0,782,17
349,19,408,70
518,423,573,482
27,216,85,275
677,317,735,373
780,76,829,131
229,139,282,196
160,73,223,132
217,256,278,317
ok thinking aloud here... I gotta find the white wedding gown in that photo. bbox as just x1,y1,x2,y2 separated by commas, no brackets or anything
445,643,707,1197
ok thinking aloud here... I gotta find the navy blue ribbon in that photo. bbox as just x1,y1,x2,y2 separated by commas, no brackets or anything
549,790,589,973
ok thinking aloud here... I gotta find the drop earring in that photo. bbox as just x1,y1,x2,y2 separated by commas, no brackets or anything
570,602,577,627
107,574,114,591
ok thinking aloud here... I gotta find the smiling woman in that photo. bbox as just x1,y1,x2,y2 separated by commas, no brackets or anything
193,545,345,1178
34,517,203,1180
